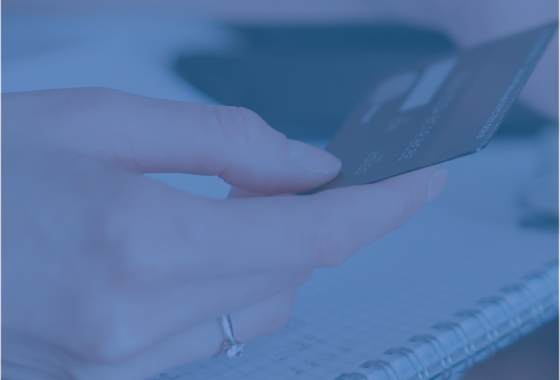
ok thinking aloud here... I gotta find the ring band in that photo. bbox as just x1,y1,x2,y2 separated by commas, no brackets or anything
218,314,244,358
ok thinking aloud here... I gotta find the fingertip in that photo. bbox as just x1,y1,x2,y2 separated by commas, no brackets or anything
287,140,341,176
225,140,341,195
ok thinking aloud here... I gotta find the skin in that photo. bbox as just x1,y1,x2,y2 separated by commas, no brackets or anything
3,88,447,379
2,1,557,379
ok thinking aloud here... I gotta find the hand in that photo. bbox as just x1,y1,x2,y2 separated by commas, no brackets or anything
2,88,447,380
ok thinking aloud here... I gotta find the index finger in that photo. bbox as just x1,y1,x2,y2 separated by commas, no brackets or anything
6,88,340,195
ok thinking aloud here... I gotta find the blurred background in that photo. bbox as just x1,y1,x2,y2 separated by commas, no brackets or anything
2,13,551,139
2,6,558,380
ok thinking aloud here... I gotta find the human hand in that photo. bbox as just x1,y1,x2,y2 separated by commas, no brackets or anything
2,88,447,380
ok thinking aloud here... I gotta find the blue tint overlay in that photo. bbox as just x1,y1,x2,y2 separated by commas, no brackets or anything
2,2,558,380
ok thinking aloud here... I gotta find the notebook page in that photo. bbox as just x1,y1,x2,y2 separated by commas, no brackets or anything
150,136,558,380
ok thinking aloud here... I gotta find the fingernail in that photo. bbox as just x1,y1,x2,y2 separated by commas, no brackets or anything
426,167,448,204
287,139,341,175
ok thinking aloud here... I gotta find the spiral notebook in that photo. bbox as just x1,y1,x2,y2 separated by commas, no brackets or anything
148,138,559,380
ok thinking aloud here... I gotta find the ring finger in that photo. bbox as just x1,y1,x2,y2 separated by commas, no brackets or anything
69,289,299,380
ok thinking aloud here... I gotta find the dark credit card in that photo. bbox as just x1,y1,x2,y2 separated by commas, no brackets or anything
310,22,557,193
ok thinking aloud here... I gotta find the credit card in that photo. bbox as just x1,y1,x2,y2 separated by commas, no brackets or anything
309,22,557,193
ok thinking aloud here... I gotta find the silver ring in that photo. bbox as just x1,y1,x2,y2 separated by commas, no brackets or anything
218,314,244,358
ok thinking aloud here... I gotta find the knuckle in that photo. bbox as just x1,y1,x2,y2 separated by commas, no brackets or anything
102,223,141,284
66,88,135,124
93,176,200,290
73,303,137,364
95,187,159,289
212,105,268,148
59,87,129,115
261,294,296,336
62,281,136,363
307,217,353,268
102,215,153,288
59,161,134,281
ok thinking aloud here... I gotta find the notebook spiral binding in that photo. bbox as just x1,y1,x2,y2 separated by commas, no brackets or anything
337,263,559,380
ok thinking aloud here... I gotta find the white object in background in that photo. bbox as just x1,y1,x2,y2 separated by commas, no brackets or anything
3,14,239,198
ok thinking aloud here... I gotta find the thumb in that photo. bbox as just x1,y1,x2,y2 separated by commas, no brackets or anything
17,88,341,194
